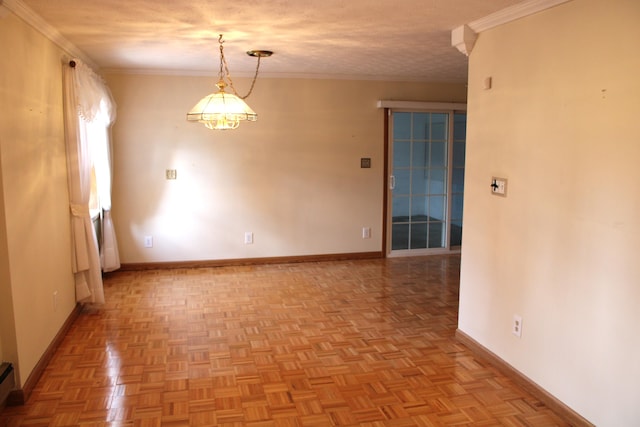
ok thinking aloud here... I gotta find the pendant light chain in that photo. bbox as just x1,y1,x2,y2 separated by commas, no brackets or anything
218,34,262,100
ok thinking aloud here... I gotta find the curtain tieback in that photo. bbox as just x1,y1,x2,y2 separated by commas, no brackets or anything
70,204,90,217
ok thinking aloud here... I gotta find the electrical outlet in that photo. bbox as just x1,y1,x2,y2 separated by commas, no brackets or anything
512,314,523,338
362,227,371,239
144,236,153,248
244,232,254,244
166,169,177,180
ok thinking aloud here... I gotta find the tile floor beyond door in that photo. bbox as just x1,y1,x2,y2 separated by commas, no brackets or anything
1,255,571,426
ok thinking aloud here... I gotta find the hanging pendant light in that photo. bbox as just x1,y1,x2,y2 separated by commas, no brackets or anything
187,81,256,130
187,34,272,130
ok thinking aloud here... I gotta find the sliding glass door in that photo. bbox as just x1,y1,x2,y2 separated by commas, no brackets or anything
388,110,466,255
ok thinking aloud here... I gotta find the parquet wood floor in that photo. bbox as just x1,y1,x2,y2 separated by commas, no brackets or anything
1,255,571,426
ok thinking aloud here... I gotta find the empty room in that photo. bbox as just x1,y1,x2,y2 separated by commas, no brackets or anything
0,0,638,425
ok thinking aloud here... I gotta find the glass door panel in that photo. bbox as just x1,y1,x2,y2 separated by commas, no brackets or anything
450,113,466,247
389,110,466,255
390,112,448,253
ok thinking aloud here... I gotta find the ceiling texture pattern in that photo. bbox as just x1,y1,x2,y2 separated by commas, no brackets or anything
17,0,524,82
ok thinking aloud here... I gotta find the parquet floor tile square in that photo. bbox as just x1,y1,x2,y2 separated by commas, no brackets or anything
1,256,573,426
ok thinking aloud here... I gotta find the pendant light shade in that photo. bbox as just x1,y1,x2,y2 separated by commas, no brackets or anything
187,82,257,130
187,34,271,130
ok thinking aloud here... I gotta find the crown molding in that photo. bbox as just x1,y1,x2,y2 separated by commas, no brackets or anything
1,0,98,70
100,67,463,83
469,0,572,33
452,0,572,56
451,25,478,57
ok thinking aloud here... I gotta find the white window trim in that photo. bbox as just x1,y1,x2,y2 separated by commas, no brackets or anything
377,100,467,111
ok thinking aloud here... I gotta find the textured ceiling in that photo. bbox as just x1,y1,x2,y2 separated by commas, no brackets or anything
20,0,522,82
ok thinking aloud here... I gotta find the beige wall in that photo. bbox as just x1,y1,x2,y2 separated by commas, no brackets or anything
459,0,640,424
0,147,10,367
0,8,76,386
104,73,466,263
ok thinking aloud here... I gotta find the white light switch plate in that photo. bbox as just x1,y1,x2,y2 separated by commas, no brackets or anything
491,177,508,196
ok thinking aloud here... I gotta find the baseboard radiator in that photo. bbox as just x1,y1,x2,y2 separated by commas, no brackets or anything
0,362,15,408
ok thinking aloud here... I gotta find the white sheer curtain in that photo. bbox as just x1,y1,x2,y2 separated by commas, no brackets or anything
62,58,118,303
